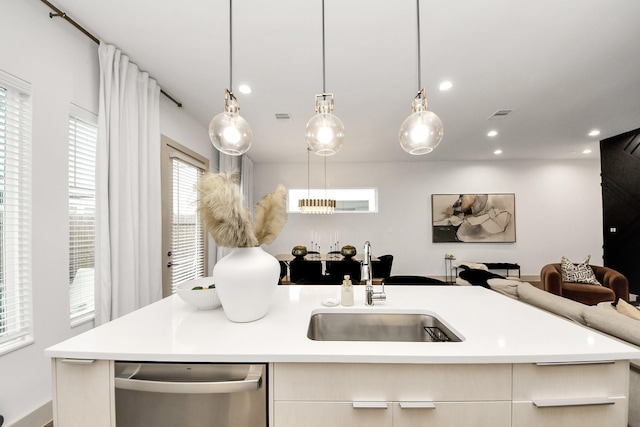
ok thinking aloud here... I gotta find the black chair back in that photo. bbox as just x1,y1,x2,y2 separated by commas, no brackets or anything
328,259,362,283
372,254,394,278
382,275,446,285
289,259,323,283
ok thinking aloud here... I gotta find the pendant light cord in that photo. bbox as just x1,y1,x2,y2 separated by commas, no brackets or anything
322,0,326,93
416,0,422,91
324,156,328,197
307,148,311,199
229,0,234,93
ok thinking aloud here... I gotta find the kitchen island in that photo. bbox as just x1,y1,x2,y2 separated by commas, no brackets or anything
46,285,640,426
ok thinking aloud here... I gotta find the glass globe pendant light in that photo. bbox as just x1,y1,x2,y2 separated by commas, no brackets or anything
210,89,253,155
305,0,344,156
209,0,252,156
399,0,443,155
399,88,443,155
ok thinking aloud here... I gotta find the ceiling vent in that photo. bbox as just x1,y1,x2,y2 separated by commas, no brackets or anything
275,113,291,121
488,109,514,119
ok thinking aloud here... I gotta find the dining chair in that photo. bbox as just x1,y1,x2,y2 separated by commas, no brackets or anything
289,259,324,283
372,254,394,279
327,259,362,284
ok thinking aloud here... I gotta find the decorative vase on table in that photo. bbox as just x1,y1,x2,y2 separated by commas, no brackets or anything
212,246,280,322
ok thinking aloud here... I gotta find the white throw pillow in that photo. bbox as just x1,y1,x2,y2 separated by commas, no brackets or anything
560,255,601,286
617,299,640,320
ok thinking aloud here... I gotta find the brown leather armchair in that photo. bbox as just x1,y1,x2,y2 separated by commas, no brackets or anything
540,263,629,305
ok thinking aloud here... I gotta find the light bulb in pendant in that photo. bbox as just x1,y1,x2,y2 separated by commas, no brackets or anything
306,94,344,156
399,89,443,155
209,89,253,156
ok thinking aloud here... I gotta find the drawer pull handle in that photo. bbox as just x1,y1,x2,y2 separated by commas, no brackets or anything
352,401,388,409
115,364,263,394
399,402,436,409
61,358,96,364
535,360,614,366
533,397,615,408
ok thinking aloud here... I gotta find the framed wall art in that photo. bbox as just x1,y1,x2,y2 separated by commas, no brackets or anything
431,193,516,243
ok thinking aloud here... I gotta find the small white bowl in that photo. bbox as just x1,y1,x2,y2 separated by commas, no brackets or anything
176,277,222,310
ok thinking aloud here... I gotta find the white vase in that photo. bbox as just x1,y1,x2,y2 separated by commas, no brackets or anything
212,246,280,322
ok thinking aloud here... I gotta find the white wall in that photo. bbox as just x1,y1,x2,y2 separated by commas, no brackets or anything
0,2,212,425
254,159,604,279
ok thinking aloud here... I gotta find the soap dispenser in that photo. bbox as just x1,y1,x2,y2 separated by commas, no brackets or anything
341,275,354,306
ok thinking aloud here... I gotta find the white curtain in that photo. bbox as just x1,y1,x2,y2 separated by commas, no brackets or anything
95,41,162,324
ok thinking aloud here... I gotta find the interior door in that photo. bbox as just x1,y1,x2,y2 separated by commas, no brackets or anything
161,135,210,297
600,127,640,296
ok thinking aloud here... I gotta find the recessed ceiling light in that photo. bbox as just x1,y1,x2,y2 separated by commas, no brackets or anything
588,129,600,137
439,81,453,91
238,84,252,94
582,149,592,154
487,130,498,137
494,149,503,155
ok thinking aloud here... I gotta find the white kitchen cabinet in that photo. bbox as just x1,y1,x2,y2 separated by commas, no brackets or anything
273,363,512,427
51,358,115,427
512,360,629,427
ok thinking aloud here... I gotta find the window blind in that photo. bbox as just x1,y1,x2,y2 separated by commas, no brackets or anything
68,107,97,325
0,70,32,355
170,157,205,293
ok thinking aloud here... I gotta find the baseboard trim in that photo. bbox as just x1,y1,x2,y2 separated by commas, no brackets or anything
7,401,52,427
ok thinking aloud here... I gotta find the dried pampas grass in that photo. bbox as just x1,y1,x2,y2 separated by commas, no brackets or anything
197,171,258,248
197,170,288,248
254,184,288,245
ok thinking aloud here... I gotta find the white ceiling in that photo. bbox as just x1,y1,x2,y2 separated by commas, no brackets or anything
47,0,640,164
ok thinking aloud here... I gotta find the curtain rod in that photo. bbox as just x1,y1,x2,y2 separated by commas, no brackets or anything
40,0,183,108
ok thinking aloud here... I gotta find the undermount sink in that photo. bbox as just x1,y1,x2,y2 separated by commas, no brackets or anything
307,310,463,342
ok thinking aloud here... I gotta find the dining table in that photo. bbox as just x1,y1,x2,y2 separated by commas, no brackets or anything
275,253,377,262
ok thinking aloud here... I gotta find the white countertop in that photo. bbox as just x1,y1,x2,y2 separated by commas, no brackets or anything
46,285,640,364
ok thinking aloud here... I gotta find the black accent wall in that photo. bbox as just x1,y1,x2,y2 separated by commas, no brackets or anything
600,128,640,296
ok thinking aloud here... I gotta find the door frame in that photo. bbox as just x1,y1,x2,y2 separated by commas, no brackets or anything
160,135,210,297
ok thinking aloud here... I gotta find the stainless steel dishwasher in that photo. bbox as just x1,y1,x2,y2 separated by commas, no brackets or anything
114,362,267,427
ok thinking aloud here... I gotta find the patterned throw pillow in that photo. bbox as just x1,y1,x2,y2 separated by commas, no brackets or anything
560,256,602,286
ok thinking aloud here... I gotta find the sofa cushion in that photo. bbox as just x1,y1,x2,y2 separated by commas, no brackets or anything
487,278,520,300
560,255,601,285
517,282,587,325
583,304,640,347
617,299,640,320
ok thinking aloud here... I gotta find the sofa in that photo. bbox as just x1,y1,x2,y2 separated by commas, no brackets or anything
487,278,640,427
540,263,629,305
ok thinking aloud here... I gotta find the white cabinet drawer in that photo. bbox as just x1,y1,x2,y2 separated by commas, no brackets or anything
275,400,512,427
512,396,627,427
513,360,628,400
273,363,511,401
392,401,511,427
275,401,392,427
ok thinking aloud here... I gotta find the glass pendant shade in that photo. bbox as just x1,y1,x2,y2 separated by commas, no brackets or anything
399,93,444,155
305,95,345,156
209,91,253,156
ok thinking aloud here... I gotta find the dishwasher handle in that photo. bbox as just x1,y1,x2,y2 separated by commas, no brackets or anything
115,364,263,394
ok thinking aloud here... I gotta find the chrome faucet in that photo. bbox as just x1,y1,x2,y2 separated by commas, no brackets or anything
363,241,385,305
